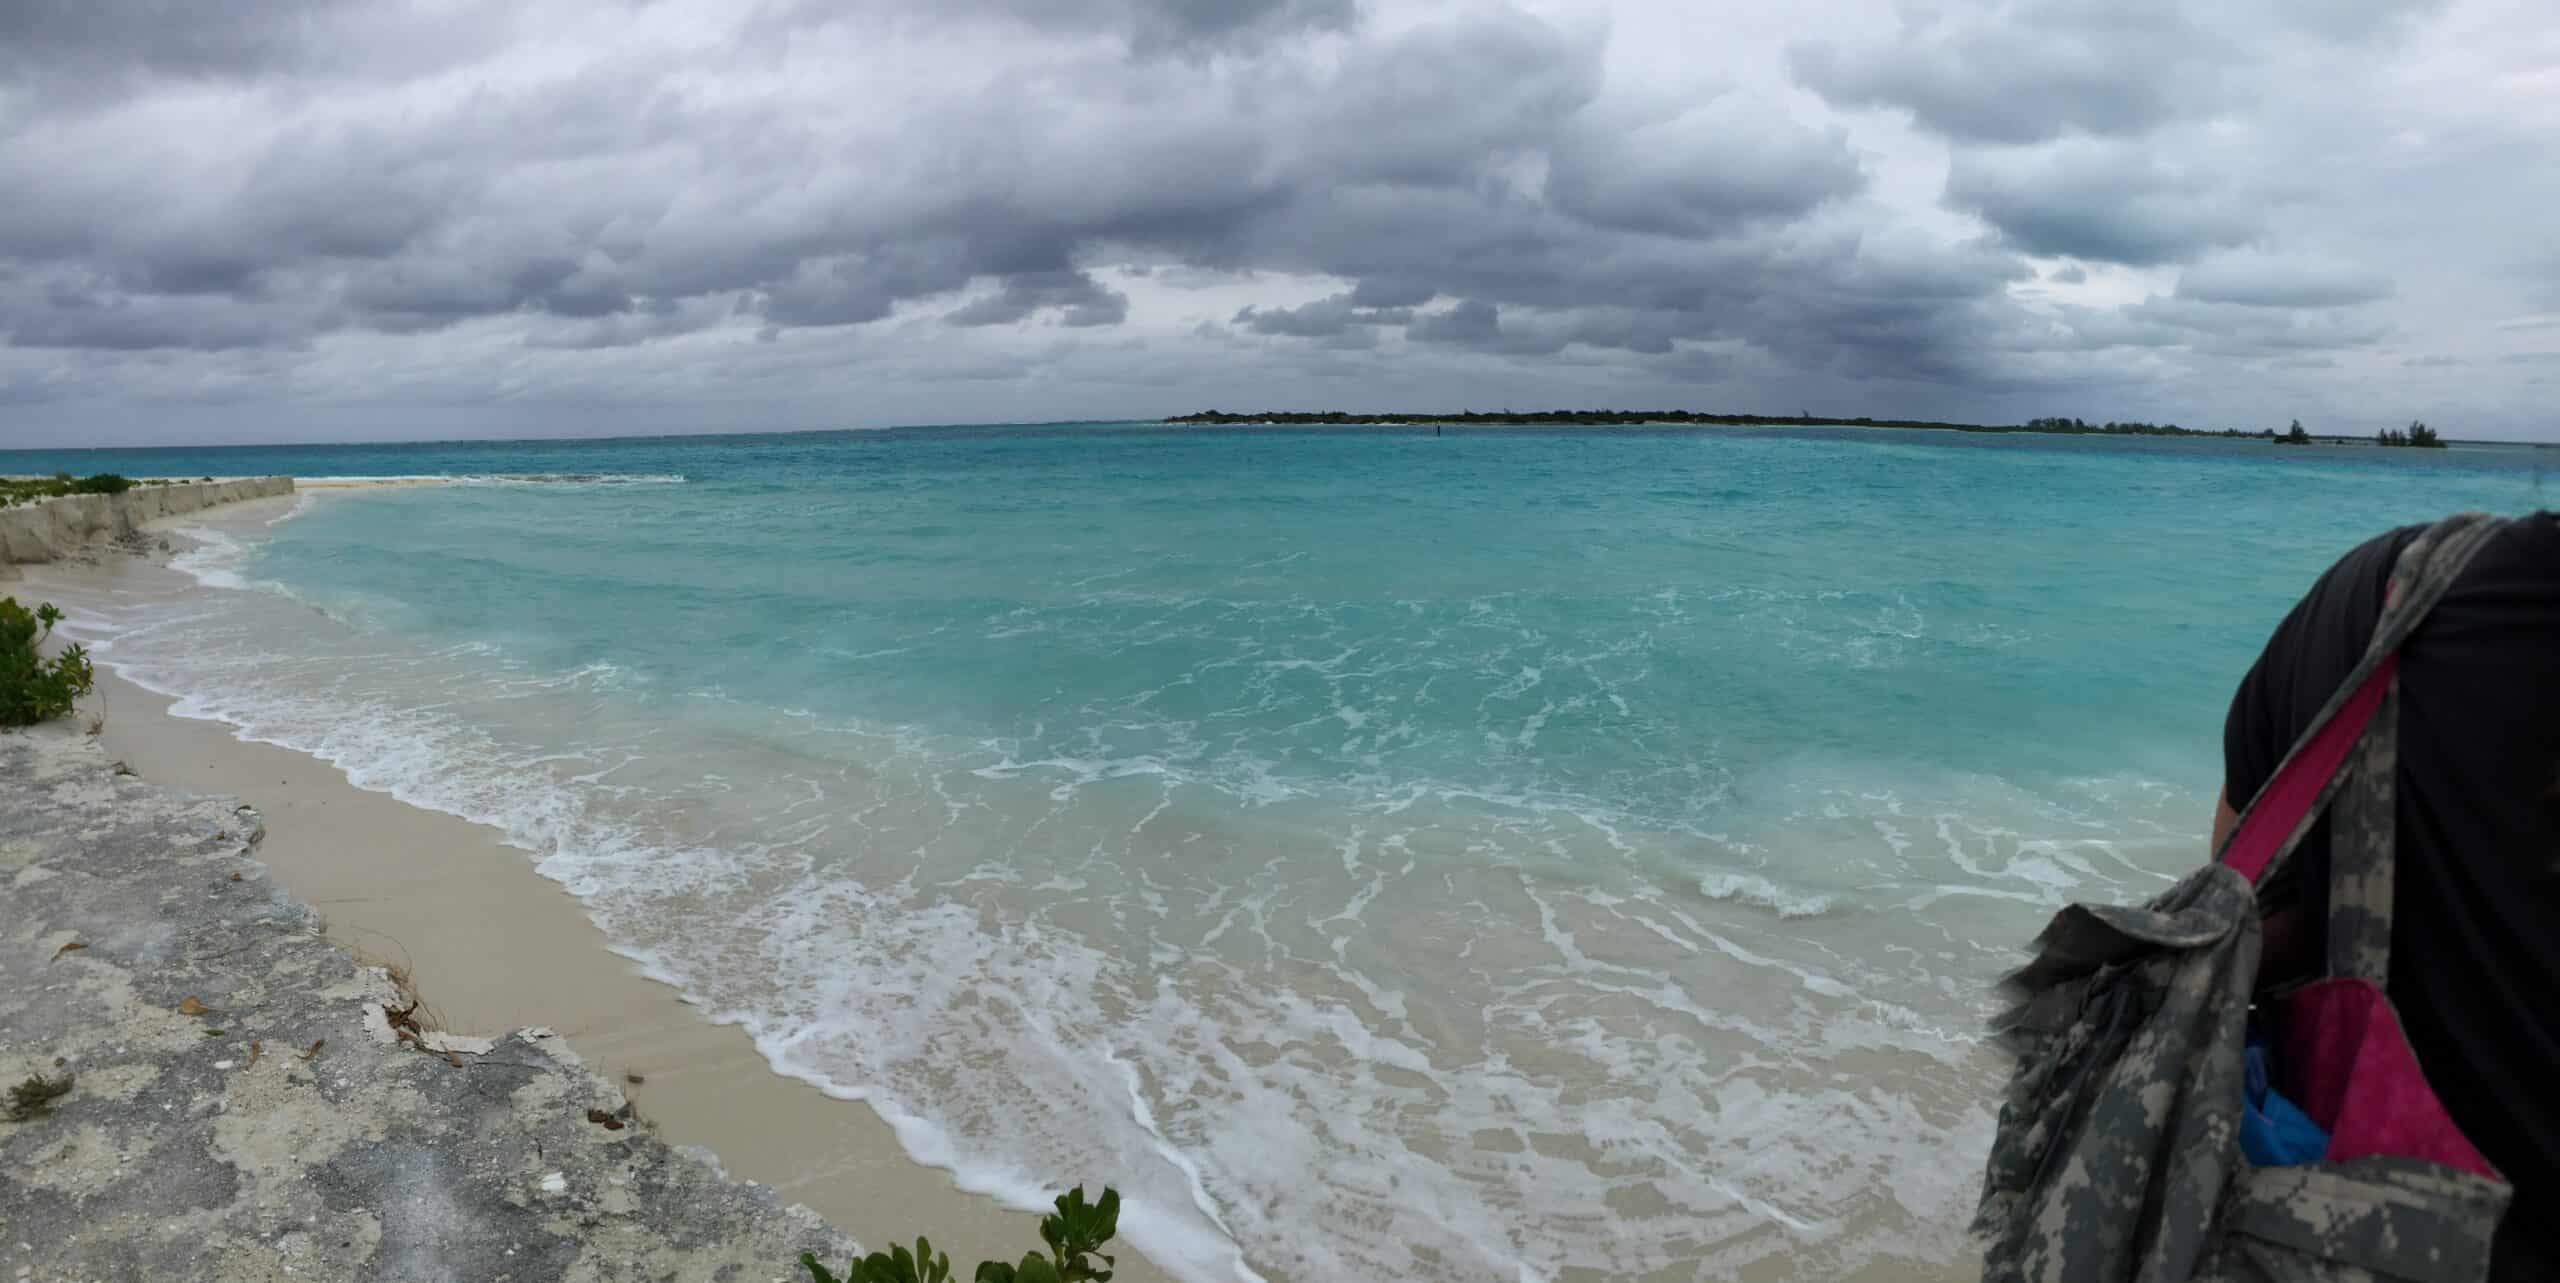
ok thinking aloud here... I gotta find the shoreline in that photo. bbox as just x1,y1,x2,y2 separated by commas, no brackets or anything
0,476,293,573
12,504,1188,1282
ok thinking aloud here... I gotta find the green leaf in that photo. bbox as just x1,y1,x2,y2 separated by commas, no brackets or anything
795,1184,1122,1282
1087,1187,1119,1244
1035,1185,1120,1279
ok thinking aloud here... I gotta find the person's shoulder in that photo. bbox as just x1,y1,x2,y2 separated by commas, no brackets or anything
2452,510,2560,591
2311,522,2429,612
2494,511,2560,560
2355,522,2432,573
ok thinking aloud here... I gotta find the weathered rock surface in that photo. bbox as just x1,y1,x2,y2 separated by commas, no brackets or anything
0,477,295,571
0,723,855,1281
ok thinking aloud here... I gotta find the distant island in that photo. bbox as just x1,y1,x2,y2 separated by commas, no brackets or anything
1168,409,2236,436
2375,420,2446,448
1166,410,2452,446
2273,418,2446,448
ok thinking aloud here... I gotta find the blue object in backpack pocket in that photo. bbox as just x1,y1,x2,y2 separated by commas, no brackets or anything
2239,1028,2330,1166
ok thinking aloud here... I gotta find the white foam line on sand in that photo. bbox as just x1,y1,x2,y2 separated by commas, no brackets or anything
14,546,1193,1283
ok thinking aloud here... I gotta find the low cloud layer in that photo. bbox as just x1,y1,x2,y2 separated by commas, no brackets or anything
0,0,2552,444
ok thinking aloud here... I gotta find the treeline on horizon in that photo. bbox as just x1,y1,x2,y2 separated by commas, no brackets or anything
1164,409,2462,444
1165,409,2252,437
2269,418,2447,448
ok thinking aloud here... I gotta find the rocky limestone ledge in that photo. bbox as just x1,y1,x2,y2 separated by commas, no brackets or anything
0,477,296,570
0,723,855,1281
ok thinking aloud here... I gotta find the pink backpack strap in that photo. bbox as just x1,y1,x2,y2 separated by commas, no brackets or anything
2219,656,2398,886
2215,513,2505,894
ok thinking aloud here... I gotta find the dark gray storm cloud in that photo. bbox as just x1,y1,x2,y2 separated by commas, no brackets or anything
1408,299,1572,356
0,1,1924,364
1233,294,1414,337
2175,254,2395,309
7,289,309,353
1945,143,2258,266
946,271,1131,328
1788,0,2448,144
0,0,356,78
1545,97,1865,237
0,0,2550,443
784,0,1359,54
1788,4,2216,145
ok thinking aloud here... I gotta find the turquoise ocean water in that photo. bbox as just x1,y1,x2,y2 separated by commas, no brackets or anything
5,424,2549,1280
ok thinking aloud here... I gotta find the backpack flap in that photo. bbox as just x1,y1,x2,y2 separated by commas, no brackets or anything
1977,863,2262,1282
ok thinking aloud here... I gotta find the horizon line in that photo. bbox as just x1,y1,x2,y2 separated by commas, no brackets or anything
3,415,2556,453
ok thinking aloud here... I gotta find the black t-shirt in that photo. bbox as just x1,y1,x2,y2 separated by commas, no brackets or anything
2224,511,2560,1277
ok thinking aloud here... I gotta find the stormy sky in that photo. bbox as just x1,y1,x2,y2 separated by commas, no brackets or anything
1,0,2555,445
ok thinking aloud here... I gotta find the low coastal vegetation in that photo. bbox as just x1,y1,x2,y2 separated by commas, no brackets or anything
1168,410,2458,444
2377,420,2446,448
801,1186,1120,1283
2266,418,2446,447
0,472,160,507
2015,417,2217,435
1,598,96,726
1166,409,2243,436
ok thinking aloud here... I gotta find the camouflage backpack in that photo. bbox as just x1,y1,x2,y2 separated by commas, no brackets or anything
1976,512,2514,1282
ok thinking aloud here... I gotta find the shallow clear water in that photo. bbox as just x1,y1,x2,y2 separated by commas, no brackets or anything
10,425,2550,1280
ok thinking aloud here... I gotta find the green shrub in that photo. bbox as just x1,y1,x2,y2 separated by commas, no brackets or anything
1,473,145,506
2376,420,2449,449
0,598,96,726
804,1186,1120,1283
